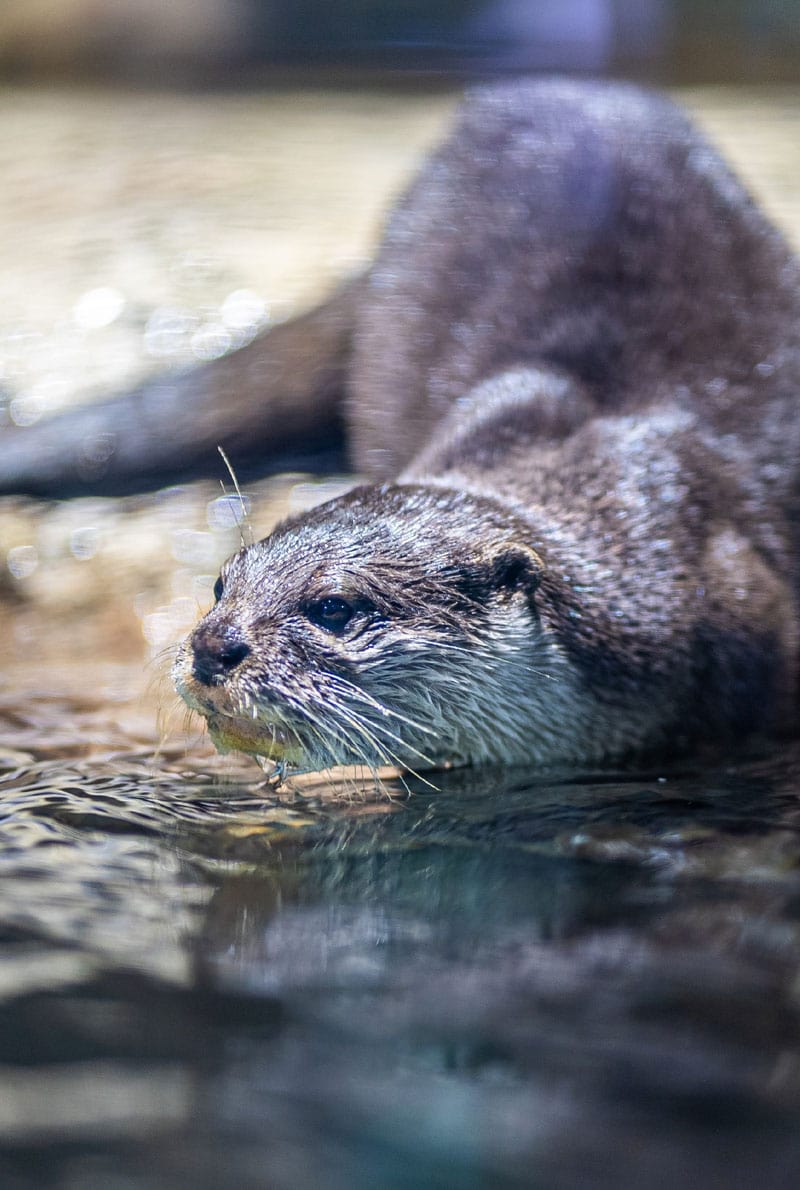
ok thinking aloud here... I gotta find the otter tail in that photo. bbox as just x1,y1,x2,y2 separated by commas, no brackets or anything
0,277,361,498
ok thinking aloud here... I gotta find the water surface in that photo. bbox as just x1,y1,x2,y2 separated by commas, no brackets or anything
1,691,800,1188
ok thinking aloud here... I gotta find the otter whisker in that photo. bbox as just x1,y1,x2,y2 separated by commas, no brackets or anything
303,714,392,795
218,445,254,548
300,704,400,799
298,697,377,766
324,700,440,791
323,703,394,767
325,675,437,738
325,692,438,769
322,699,405,768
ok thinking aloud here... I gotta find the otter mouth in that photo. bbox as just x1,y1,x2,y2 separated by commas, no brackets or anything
174,663,307,766
204,710,306,764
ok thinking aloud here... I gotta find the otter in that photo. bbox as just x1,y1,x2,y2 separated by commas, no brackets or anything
5,79,800,773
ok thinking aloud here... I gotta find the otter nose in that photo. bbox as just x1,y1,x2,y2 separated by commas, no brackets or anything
191,622,250,686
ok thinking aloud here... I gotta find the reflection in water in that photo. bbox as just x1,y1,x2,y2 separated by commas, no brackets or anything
0,709,799,1187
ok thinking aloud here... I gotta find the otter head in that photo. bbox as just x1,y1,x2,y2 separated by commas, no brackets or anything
173,483,545,775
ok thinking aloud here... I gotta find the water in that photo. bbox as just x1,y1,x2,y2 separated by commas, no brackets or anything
1,699,800,1188
1,86,800,1187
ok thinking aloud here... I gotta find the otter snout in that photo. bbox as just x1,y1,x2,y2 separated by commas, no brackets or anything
190,621,250,687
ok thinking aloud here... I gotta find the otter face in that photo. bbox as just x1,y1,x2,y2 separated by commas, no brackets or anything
173,484,545,776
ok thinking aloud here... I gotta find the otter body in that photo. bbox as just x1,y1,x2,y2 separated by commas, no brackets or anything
7,80,800,770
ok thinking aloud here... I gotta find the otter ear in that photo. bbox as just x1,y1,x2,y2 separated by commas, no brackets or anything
489,541,544,596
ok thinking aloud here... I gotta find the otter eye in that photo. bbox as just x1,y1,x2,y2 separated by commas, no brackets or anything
306,596,354,634
213,575,224,603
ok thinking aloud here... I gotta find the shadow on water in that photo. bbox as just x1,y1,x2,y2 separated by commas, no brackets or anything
0,717,799,1189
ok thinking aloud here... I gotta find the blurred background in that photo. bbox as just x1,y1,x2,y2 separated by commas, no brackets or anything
0,0,799,85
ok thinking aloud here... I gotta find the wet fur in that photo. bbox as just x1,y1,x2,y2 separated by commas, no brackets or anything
7,79,800,769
